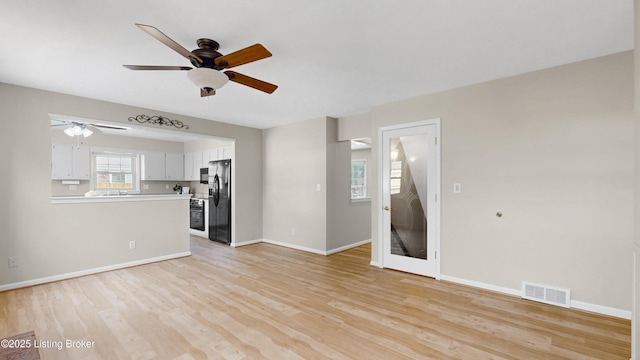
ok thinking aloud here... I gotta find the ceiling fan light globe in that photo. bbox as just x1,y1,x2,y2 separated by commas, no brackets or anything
187,68,228,91
82,128,93,137
64,127,76,137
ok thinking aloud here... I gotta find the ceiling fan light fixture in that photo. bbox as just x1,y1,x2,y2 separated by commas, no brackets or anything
63,126,76,137
63,124,94,138
187,68,229,92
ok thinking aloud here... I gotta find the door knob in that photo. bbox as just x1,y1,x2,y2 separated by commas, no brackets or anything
384,206,395,211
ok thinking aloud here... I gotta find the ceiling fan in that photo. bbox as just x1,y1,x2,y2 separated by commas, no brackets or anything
123,23,278,97
51,120,129,138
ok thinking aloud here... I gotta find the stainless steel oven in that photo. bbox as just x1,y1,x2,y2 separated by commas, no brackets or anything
190,199,205,231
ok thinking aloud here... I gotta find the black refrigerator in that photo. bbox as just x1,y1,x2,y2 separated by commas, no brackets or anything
208,159,231,244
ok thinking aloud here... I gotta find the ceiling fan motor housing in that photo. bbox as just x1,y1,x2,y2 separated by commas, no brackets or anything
191,38,226,69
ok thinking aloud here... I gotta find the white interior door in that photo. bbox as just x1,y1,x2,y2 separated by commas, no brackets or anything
381,121,440,278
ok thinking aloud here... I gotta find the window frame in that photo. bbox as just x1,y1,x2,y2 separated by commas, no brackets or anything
91,150,141,194
351,158,368,200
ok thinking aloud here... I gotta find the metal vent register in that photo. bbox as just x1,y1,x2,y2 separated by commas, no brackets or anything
522,282,571,308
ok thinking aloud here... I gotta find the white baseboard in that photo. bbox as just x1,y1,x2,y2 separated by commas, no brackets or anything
440,275,631,320
260,238,372,256
232,238,263,247
326,239,371,255
262,238,327,255
570,300,632,320
370,260,382,268
0,252,191,292
440,275,521,297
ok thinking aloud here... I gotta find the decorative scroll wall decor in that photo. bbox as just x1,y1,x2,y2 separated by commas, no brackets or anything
128,114,190,130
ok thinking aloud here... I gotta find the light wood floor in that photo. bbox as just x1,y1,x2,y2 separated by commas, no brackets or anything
0,236,631,359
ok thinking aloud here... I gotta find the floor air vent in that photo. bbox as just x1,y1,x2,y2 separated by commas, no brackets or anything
522,282,571,308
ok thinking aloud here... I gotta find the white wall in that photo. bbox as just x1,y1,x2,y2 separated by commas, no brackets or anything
263,117,328,251
632,1,640,357
263,117,373,253
338,112,372,141
326,118,371,251
0,83,264,286
362,52,635,313
349,148,372,241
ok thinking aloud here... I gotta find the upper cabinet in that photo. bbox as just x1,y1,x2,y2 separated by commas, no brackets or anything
142,152,185,181
184,146,232,181
51,144,90,180
209,146,233,162
184,152,195,181
141,152,166,180
165,152,184,180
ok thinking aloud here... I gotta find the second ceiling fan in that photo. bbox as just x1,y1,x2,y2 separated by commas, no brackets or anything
124,23,278,97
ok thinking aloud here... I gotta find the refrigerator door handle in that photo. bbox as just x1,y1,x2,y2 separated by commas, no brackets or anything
212,174,220,206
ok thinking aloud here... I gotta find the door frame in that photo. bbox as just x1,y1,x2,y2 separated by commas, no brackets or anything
377,118,441,279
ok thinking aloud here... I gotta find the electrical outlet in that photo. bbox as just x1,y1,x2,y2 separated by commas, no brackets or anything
453,183,461,193
291,228,296,236
8,257,17,268
143,184,149,190
69,185,77,191
165,184,170,190
129,241,136,250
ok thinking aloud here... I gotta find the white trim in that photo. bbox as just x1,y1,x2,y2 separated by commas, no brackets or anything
232,238,264,247
441,275,631,320
377,118,441,279
440,275,521,297
570,300,632,320
326,239,371,255
370,260,382,268
232,238,372,255
262,239,327,255
0,252,191,292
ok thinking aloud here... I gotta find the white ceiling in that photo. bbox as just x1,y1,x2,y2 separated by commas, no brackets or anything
0,1,633,130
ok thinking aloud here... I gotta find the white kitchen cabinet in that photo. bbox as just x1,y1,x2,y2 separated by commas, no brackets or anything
143,152,186,180
184,152,195,181
51,144,90,180
196,151,207,173
208,146,233,163
141,152,166,180
222,146,233,160
165,152,184,180
209,148,219,162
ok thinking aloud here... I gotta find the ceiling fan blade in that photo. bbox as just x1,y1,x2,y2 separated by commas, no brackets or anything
201,88,216,97
84,124,103,134
135,23,202,63
123,65,192,71
92,123,129,130
215,44,272,69
225,71,278,94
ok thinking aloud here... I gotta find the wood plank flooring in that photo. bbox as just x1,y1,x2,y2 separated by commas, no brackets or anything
0,235,631,359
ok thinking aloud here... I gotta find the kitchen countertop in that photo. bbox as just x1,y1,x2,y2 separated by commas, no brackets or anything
51,194,192,204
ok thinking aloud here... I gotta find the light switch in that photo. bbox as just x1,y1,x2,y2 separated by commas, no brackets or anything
453,183,461,193
316,184,322,192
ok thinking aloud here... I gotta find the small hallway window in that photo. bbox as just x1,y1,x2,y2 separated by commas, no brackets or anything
351,159,367,199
